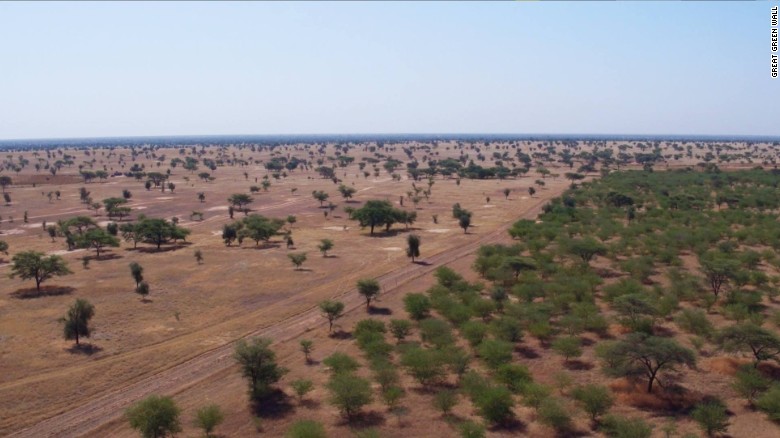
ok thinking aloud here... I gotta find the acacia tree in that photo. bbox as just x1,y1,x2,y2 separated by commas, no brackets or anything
406,234,421,262
699,252,740,297
319,300,345,333
288,252,307,270
717,324,780,367
61,298,95,346
77,228,120,257
350,200,402,235
565,237,607,266
228,193,253,215
357,278,381,310
233,337,286,400
10,251,72,292
597,334,696,393
318,239,334,257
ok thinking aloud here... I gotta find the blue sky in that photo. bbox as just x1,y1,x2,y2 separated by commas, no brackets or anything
0,1,776,139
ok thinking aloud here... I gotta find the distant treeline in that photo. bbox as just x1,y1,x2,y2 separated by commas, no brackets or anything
1,133,779,151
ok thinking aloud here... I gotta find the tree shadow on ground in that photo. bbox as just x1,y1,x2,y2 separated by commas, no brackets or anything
241,243,282,250
86,253,122,262
516,345,540,359
368,306,392,316
12,286,76,299
340,411,386,429
563,359,593,371
413,260,432,266
368,229,412,238
487,417,527,434
135,243,191,254
251,389,295,420
66,343,103,355
330,330,352,340
299,399,321,410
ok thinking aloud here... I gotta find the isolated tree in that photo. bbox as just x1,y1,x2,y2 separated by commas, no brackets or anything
317,239,334,257
597,334,696,393
194,249,203,264
221,224,238,246
126,395,181,438
319,300,345,333
0,175,11,192
0,240,8,256
61,298,95,346
528,187,536,197
328,373,373,420
286,215,297,230
357,278,381,310
312,190,329,206
406,234,421,262
228,193,253,215
300,339,314,363
571,384,614,427
10,251,72,292
337,184,356,200
136,281,150,300
136,218,190,249
459,214,471,234
290,379,314,403
129,262,144,288
288,252,307,270
503,188,511,199
197,192,205,203
717,323,780,367
194,404,224,438
234,337,285,400
433,389,458,417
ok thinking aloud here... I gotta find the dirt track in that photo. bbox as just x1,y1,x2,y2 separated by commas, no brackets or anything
8,194,556,438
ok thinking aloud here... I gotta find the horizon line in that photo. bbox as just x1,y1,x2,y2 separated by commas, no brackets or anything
2,132,780,145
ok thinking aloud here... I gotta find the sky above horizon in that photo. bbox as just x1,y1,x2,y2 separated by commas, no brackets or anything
0,1,777,140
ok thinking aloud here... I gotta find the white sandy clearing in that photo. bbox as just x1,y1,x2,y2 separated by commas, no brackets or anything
156,197,174,201
48,249,86,256
358,186,374,192
23,223,43,229
535,220,543,224
425,228,451,233
323,226,350,231
0,229,25,235
134,206,147,210
383,247,402,251
482,204,496,208
97,221,112,227
521,196,529,200
207,206,229,211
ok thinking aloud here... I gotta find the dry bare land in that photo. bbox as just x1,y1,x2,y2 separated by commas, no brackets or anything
1,138,779,437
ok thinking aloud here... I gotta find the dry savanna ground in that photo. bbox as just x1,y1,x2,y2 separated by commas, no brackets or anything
0,139,779,437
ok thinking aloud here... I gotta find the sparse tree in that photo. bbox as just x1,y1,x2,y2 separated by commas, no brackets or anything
61,298,95,346
406,234,420,262
136,281,150,300
390,319,413,343
691,399,729,437
194,404,224,438
234,337,285,400
300,339,314,363
290,379,314,403
357,278,381,310
9,251,72,292
327,373,373,420
288,252,307,270
319,300,345,333
126,395,181,438
317,239,334,257
194,249,203,264
130,262,144,289
571,384,614,427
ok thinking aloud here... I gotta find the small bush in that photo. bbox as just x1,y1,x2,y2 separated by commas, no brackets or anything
285,420,326,438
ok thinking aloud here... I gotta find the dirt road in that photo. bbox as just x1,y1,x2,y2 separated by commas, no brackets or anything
8,194,556,438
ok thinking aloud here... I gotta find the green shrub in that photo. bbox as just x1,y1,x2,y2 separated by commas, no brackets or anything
476,339,513,369
285,420,326,438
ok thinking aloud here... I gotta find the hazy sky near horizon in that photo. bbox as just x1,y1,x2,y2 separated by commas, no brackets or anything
0,1,777,140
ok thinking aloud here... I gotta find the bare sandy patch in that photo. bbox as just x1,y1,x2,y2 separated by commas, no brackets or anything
155,197,175,201
323,226,349,231
207,206,229,212
0,229,25,235
382,247,402,251
47,249,85,256
425,228,451,233
482,204,496,208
